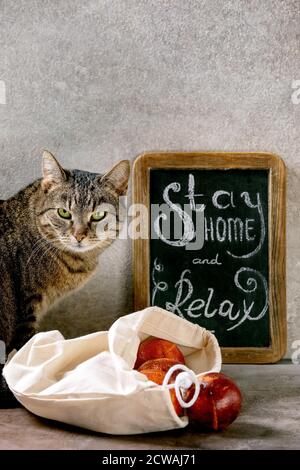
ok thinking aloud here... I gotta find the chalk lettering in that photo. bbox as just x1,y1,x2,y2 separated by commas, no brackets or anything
216,217,227,242
153,262,268,331
227,192,265,258
192,253,222,265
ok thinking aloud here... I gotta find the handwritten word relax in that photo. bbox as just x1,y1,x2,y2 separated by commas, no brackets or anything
163,267,268,331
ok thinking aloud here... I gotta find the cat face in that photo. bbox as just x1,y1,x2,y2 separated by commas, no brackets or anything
36,151,130,254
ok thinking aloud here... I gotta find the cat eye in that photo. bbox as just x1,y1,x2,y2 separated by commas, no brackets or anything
57,208,72,219
91,211,106,222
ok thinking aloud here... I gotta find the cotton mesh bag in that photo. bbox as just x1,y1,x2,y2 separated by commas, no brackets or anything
3,306,221,435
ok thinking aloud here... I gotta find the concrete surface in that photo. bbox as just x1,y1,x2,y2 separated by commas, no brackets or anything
0,1,299,356
0,364,299,450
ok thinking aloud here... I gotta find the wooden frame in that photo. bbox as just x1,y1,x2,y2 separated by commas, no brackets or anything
132,152,286,363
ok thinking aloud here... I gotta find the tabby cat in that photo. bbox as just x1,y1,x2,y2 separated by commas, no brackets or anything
0,151,130,406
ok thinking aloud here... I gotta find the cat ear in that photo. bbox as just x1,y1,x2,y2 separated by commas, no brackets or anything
100,160,130,195
42,150,66,190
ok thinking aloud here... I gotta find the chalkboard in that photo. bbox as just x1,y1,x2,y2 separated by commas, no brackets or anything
150,169,269,348
133,153,286,363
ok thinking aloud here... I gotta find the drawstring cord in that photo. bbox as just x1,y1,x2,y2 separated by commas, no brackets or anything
162,364,201,408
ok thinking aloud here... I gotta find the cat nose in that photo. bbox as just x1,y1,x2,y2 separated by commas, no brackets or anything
74,233,86,243
73,230,87,243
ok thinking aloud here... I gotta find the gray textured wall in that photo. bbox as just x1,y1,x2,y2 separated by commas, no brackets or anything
0,0,299,357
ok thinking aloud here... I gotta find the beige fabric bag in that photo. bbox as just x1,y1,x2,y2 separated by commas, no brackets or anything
3,307,221,435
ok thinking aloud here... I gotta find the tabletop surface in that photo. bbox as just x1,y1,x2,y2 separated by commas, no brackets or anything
0,363,299,450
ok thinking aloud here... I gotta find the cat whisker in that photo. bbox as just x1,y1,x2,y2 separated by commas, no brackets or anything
32,243,60,271
26,237,64,268
26,239,52,268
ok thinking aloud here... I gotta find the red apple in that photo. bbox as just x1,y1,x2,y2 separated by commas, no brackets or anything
138,361,183,416
186,373,242,431
138,358,180,376
169,389,183,417
139,369,166,386
139,358,183,396
134,337,185,369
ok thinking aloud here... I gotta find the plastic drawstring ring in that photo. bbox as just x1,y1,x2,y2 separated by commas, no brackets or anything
162,364,201,408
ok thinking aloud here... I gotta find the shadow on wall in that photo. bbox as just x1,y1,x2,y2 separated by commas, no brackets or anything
39,238,132,338
286,165,300,359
